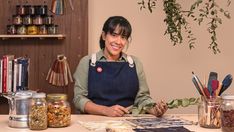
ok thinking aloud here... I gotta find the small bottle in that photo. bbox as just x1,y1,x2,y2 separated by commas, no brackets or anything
17,25,27,35
221,95,234,132
38,25,47,35
29,93,47,130
7,25,17,35
27,25,38,35
48,24,58,34
16,5,25,15
47,94,71,127
198,96,221,128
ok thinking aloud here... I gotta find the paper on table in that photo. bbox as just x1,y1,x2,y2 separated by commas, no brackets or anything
77,120,135,132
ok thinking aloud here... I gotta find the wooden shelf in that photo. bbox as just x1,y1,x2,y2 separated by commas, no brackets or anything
0,34,66,40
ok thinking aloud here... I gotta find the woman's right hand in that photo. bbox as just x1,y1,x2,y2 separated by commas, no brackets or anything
103,105,129,117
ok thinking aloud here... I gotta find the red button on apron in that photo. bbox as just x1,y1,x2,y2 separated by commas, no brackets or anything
97,67,102,72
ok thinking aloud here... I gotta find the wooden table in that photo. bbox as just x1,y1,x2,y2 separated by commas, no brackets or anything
0,114,223,132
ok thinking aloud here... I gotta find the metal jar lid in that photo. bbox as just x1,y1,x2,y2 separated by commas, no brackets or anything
47,93,67,101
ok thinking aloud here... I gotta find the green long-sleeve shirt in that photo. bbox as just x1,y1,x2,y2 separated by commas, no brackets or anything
73,50,156,114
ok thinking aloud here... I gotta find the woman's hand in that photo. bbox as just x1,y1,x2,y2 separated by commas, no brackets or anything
103,105,129,117
148,100,168,117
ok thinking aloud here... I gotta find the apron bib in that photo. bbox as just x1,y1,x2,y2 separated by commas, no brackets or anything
88,54,139,107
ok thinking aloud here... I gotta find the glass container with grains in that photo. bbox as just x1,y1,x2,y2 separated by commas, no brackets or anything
47,94,71,127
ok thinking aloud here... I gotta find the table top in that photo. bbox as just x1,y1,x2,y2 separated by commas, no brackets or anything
0,114,223,132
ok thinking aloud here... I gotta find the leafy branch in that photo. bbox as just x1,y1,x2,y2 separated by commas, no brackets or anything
188,0,231,54
137,0,231,54
163,0,196,49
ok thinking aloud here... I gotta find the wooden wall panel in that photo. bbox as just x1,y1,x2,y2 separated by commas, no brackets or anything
0,0,88,114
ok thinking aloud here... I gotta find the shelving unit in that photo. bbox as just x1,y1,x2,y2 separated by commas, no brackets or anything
0,34,66,40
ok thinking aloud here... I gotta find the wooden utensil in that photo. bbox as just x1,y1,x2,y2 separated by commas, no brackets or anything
219,74,233,95
211,80,219,97
207,72,218,95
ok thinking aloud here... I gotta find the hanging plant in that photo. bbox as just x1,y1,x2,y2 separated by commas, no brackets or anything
137,0,231,54
188,0,231,54
163,0,196,49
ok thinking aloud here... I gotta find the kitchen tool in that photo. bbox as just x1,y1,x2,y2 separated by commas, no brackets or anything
203,87,211,98
216,82,222,96
192,77,202,95
211,80,219,97
3,91,35,128
192,72,205,96
46,55,73,86
219,74,233,96
207,72,218,95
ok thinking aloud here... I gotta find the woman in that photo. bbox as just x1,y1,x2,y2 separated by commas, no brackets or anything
73,16,167,117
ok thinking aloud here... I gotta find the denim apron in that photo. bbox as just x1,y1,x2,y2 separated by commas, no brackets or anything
87,53,139,107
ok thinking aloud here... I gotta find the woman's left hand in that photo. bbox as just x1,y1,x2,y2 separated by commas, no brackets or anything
148,100,168,117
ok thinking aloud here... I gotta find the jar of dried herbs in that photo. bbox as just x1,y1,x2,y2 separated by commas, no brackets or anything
29,92,47,130
221,95,234,132
47,94,71,127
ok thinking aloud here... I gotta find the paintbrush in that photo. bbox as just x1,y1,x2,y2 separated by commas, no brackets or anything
192,72,206,97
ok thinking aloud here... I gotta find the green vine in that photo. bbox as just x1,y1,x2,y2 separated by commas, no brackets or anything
188,0,231,54
163,0,196,49
137,0,231,54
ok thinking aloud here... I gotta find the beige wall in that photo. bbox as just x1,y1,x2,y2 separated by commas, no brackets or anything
88,0,234,113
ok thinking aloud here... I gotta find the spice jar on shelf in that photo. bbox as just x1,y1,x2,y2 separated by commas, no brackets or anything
221,95,234,132
17,25,27,35
7,25,17,34
16,5,25,15
38,25,47,35
33,15,43,25
44,15,54,25
47,94,71,127
12,15,22,25
27,25,38,35
48,24,58,34
29,93,47,130
198,96,221,128
22,15,32,25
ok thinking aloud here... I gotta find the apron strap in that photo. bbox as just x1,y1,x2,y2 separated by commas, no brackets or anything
127,55,134,68
90,53,96,67
90,53,135,68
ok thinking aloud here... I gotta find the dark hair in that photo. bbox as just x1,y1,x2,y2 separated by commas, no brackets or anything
99,16,132,49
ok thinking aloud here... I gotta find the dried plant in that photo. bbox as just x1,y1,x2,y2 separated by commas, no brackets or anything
138,0,231,54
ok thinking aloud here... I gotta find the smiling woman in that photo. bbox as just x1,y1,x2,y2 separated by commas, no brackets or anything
73,16,168,117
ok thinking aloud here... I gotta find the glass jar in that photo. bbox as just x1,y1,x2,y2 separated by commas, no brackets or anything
43,15,54,25
48,25,58,34
23,15,32,25
198,96,221,128
33,15,43,25
17,25,27,35
38,25,47,35
35,5,47,15
47,94,71,127
221,95,234,132
7,25,17,35
25,5,35,15
12,15,22,25
16,5,25,15
27,25,38,35
29,93,47,130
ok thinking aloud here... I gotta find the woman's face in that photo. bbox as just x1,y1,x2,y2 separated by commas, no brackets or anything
102,26,128,61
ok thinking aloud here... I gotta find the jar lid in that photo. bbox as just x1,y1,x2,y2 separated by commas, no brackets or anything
33,92,46,98
47,93,67,100
15,90,36,99
222,95,234,100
